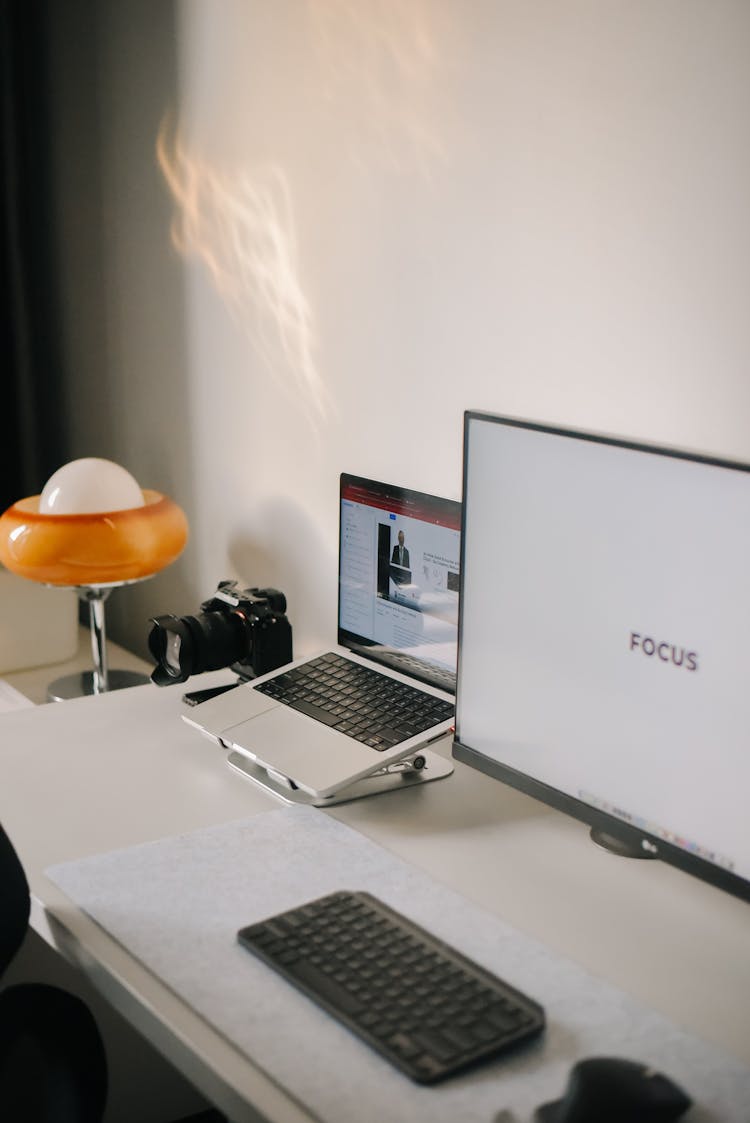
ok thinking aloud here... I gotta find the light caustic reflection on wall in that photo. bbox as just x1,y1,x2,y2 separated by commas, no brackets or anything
157,121,329,422
156,2,445,423
307,0,445,176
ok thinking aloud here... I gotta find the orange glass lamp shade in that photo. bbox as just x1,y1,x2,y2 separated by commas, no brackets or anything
0,458,189,700
0,490,188,586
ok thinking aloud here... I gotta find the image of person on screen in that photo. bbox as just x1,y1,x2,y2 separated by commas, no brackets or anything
391,530,410,568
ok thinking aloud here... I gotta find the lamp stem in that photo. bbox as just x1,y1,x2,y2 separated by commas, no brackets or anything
82,587,111,694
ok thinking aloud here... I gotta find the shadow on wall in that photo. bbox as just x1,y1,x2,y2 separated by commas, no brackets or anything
61,0,199,655
89,0,456,655
228,495,336,659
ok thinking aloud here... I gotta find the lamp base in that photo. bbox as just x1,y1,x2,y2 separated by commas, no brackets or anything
47,669,150,703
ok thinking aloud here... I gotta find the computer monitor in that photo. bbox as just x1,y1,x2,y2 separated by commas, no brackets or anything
453,411,750,903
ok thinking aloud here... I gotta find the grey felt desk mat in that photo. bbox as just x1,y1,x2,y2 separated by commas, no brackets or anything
47,806,749,1122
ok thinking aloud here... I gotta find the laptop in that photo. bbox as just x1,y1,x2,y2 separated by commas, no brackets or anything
184,474,461,799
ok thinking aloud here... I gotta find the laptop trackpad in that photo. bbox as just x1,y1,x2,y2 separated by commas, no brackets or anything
226,706,376,793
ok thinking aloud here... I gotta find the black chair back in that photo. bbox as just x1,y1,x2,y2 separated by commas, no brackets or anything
0,822,30,979
0,822,108,1121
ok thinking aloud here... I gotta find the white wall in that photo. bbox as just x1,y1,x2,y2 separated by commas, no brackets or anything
51,0,750,660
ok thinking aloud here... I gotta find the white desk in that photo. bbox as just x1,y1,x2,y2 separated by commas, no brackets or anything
0,677,748,1122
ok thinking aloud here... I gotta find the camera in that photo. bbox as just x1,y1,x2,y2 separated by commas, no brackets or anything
148,580,293,687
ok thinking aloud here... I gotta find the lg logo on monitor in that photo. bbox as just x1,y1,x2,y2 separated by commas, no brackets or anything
629,632,698,672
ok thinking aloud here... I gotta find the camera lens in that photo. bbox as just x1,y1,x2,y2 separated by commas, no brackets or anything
164,631,183,675
148,610,249,685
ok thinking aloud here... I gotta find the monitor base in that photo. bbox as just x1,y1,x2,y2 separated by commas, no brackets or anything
590,826,656,860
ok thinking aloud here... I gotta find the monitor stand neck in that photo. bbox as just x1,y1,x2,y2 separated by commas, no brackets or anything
589,827,657,860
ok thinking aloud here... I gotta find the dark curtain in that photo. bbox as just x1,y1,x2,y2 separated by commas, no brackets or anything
0,0,66,512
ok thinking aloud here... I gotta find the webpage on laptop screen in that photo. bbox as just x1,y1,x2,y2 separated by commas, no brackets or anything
339,478,461,676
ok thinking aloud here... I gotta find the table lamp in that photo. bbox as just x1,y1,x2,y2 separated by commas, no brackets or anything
0,458,189,700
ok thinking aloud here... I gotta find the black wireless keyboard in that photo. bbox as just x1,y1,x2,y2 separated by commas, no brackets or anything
237,889,545,1084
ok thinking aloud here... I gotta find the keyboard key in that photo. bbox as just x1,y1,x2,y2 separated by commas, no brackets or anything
287,698,341,726
290,959,365,1017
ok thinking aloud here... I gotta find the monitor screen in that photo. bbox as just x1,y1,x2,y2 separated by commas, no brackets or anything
338,474,461,691
454,412,750,902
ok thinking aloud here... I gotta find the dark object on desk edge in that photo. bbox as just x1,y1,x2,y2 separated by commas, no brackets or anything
238,889,544,1084
182,682,239,707
535,1056,692,1122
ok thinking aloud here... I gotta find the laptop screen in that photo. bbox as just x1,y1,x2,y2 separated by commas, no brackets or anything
338,474,461,691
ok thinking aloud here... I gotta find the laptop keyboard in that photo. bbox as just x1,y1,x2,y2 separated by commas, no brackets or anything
353,646,457,693
254,652,454,751
238,890,545,1084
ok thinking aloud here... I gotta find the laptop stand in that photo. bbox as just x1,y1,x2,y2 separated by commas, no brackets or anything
225,749,454,807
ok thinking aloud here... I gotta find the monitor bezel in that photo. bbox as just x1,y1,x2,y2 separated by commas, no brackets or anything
453,410,750,905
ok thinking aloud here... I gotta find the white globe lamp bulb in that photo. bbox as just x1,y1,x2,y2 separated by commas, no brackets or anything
39,458,145,515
